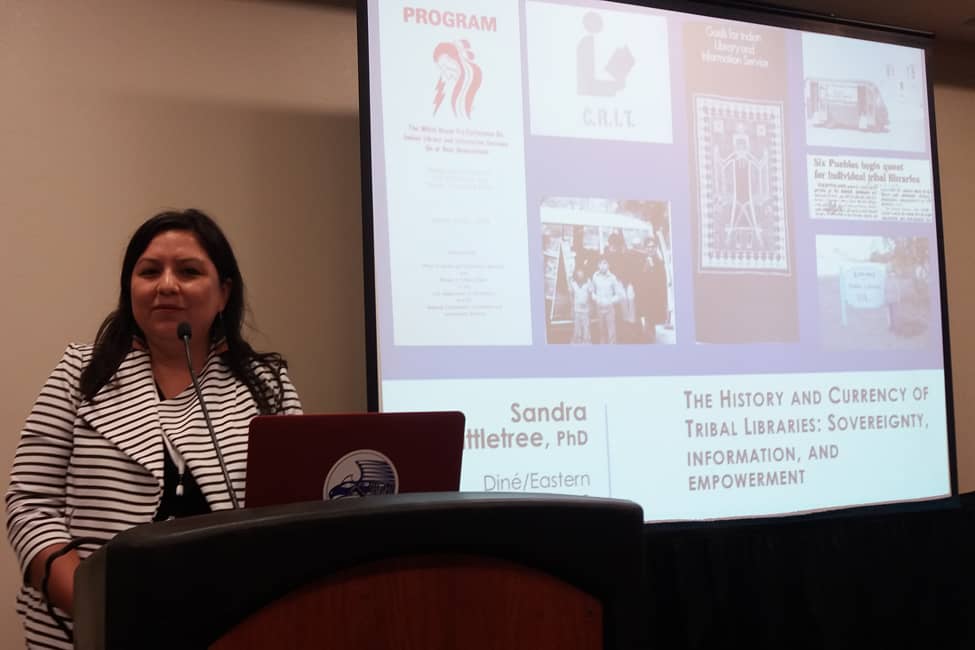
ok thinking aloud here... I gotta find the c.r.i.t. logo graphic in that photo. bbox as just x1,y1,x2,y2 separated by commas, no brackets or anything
433,39,482,118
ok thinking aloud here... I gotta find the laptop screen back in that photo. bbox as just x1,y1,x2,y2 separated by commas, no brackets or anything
246,411,465,508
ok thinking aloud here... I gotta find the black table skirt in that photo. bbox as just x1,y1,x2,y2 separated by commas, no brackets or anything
641,492,975,649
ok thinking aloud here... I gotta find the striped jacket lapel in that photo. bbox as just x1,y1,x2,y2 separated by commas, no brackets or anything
76,350,164,487
176,354,245,508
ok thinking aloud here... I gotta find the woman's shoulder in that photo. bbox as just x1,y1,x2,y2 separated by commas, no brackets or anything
61,342,147,366
246,352,287,378
57,343,95,371
35,343,96,402
211,348,287,380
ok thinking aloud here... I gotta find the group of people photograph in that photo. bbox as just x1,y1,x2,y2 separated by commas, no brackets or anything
541,198,674,346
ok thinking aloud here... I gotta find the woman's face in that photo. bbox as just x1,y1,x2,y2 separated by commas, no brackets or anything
130,230,229,350
436,53,460,82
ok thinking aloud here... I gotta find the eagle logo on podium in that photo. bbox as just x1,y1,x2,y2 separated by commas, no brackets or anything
323,450,399,500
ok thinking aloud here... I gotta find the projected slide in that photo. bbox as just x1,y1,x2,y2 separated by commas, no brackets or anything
363,0,950,521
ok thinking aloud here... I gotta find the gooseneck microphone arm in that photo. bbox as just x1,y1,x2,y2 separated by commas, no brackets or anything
177,322,240,510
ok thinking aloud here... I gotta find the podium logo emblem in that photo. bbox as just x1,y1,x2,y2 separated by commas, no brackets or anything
323,449,399,500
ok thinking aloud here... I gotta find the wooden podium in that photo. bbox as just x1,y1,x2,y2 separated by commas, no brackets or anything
73,492,645,649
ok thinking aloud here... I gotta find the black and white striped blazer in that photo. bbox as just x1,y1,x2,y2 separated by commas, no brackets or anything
5,343,302,649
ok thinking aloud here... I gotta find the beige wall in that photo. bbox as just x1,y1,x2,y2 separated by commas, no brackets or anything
0,1,973,646
0,0,364,644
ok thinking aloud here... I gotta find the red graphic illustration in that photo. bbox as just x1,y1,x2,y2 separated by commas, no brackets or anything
433,39,482,118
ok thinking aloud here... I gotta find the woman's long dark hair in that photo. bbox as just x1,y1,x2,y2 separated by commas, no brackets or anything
79,209,287,414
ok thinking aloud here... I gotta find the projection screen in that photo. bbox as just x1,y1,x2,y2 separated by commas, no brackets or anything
358,0,955,521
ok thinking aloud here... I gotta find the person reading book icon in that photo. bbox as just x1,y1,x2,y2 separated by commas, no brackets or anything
577,11,634,97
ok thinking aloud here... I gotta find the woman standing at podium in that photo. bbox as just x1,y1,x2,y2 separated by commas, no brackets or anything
5,209,302,648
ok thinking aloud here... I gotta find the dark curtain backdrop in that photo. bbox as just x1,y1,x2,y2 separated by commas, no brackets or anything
641,493,975,649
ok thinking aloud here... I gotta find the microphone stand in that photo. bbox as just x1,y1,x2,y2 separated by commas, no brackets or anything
178,322,240,510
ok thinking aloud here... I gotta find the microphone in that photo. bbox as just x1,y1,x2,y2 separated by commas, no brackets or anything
177,321,240,509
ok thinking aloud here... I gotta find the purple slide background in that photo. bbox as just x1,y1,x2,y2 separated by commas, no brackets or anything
365,0,945,382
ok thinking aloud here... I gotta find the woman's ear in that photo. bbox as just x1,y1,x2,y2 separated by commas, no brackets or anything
220,279,232,311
